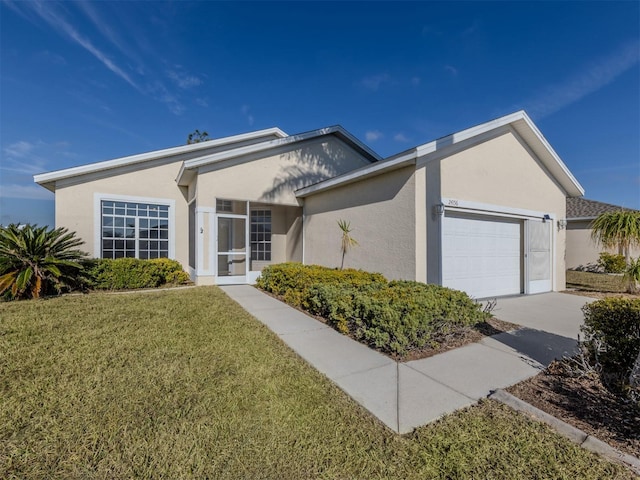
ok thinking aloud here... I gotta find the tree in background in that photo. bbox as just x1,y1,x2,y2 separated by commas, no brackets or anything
337,219,358,270
187,129,210,144
591,210,640,264
0,224,87,300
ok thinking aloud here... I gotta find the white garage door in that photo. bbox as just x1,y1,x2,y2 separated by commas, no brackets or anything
442,213,522,299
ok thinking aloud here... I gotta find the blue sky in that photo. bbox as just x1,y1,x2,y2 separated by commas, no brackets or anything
1,1,638,226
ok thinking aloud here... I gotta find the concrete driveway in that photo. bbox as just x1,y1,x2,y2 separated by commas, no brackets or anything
491,292,596,340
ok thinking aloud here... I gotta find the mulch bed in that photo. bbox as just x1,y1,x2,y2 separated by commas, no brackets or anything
507,360,640,458
563,290,640,300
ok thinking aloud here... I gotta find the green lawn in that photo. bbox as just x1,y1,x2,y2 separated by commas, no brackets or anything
566,269,627,293
0,287,632,479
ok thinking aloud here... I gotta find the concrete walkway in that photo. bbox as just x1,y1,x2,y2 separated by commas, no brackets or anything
220,286,594,434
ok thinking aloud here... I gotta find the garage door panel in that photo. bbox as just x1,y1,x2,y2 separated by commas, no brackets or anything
442,213,521,299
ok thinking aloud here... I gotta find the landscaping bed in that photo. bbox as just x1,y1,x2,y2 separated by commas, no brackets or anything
507,359,640,458
257,263,517,361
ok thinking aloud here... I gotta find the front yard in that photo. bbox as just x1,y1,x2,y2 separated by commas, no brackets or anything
0,287,632,478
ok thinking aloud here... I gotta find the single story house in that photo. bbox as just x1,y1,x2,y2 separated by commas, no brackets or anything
34,110,585,299
566,197,640,269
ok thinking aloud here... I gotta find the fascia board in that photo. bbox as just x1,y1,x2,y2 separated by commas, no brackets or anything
414,110,585,197
33,127,287,186
295,150,417,197
181,125,380,173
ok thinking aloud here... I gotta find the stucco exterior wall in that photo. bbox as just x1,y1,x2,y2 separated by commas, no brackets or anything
196,136,372,207
54,159,189,267
566,220,640,269
303,166,416,280
437,129,568,290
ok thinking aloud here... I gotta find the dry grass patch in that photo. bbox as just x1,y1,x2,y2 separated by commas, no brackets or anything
0,287,633,479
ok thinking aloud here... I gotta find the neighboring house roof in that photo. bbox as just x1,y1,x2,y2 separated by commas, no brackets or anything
34,127,288,192
175,125,381,186
567,197,636,220
297,110,585,198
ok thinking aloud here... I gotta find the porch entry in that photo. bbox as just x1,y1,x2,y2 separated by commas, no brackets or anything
213,198,273,285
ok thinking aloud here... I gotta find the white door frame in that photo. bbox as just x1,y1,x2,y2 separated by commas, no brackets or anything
215,201,250,285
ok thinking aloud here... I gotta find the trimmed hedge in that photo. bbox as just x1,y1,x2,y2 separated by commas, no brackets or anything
258,263,489,356
256,263,387,309
85,258,191,290
582,297,640,396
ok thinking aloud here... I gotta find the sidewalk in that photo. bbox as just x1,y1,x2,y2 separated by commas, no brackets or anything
220,285,579,434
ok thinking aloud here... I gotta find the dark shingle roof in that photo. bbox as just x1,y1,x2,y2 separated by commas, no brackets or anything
567,197,636,219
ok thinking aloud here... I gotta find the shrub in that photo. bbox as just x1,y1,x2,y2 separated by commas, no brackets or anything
257,263,387,309
581,297,640,397
0,224,88,300
624,257,640,294
86,258,190,290
304,278,489,356
597,252,626,274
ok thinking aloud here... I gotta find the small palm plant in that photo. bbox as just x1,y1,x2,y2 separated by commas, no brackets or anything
624,257,640,294
0,224,87,300
591,210,640,265
337,219,358,270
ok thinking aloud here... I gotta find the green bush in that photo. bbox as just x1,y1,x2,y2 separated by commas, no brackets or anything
265,264,489,356
257,263,387,309
86,258,191,290
597,252,626,274
581,297,640,395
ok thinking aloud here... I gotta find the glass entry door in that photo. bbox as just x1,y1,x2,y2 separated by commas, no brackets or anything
216,214,248,284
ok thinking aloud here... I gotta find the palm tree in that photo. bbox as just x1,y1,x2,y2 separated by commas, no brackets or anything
590,210,640,265
337,219,358,270
0,224,87,300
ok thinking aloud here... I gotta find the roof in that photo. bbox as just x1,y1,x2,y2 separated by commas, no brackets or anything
175,125,381,186
567,197,636,220
33,127,288,192
296,110,585,198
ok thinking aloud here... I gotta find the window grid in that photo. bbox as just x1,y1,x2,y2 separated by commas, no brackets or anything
250,210,271,261
101,201,169,259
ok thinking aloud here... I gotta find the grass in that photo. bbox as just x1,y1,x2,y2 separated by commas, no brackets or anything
566,269,627,293
0,287,633,479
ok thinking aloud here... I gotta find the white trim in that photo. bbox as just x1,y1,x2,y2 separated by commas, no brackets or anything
295,110,584,198
441,197,553,220
93,193,176,260
177,125,381,185
35,128,287,188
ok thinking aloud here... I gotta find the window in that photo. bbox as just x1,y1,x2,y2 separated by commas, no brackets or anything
101,201,169,259
250,210,271,261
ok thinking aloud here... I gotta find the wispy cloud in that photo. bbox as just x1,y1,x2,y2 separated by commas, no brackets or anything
0,184,54,200
365,130,383,142
525,40,640,119
360,73,391,91
4,140,37,159
21,1,139,90
393,133,410,142
167,68,202,89
241,105,255,126
444,65,458,77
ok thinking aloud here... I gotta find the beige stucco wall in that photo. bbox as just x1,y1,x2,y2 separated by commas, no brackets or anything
196,136,372,207
303,166,416,280
436,129,568,290
566,220,640,268
54,159,189,267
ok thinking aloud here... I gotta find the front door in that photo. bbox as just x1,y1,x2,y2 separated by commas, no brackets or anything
216,214,248,284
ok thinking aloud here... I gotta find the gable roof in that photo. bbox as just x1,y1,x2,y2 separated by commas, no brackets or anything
567,197,636,220
34,127,288,192
175,125,381,186
297,110,585,198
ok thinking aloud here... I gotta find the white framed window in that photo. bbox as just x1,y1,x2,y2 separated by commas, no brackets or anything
250,209,271,261
94,194,175,260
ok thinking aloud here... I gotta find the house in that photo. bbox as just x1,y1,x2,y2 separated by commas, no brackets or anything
566,197,640,269
34,110,585,299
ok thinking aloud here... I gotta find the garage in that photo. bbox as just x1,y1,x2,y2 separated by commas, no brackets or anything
442,212,522,299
